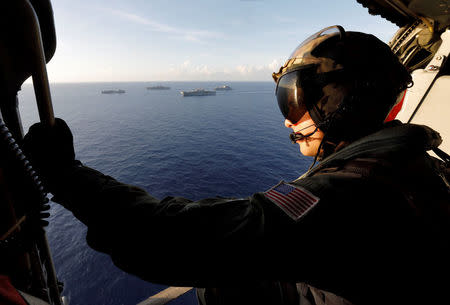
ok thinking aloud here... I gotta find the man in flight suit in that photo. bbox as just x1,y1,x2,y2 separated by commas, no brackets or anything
23,26,449,305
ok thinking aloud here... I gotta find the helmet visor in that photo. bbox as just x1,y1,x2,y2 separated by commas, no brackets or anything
276,67,346,124
289,25,345,59
275,70,308,124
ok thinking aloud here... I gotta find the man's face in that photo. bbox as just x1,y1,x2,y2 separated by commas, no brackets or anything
284,111,325,157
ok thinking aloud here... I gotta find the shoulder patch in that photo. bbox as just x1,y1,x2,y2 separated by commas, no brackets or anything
264,181,320,221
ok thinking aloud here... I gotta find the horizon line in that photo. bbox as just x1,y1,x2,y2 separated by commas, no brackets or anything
22,80,275,85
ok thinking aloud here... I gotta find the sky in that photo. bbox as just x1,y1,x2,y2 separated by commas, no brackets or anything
44,0,399,83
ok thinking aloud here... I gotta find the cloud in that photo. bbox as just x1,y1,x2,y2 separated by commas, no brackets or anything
160,59,282,81
105,9,222,42
168,60,213,76
268,59,282,72
236,59,281,75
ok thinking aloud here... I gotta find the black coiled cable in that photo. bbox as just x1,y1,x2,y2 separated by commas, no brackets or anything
0,118,50,253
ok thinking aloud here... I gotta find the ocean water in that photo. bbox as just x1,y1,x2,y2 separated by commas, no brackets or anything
18,82,312,305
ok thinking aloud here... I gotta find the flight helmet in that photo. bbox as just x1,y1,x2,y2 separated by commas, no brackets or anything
273,25,412,143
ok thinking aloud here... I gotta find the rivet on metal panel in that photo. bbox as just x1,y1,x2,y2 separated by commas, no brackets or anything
426,65,440,71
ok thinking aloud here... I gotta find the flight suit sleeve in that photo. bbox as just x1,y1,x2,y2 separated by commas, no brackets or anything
49,162,384,289
49,164,298,286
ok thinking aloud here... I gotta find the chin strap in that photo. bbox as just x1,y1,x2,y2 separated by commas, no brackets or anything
305,137,325,171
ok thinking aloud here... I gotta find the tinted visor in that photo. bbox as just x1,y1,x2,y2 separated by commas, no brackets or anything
275,70,309,124
276,67,346,124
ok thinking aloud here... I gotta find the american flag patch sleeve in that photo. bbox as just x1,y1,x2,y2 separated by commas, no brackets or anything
264,181,320,221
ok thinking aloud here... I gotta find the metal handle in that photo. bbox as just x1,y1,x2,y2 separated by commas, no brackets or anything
23,0,55,127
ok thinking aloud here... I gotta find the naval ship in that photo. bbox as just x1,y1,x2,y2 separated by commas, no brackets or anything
180,88,216,97
215,85,232,91
146,85,171,90
101,89,125,94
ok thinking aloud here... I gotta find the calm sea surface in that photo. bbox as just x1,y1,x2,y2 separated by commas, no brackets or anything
18,82,311,305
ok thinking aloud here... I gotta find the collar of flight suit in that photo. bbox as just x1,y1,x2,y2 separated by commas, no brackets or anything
302,121,442,179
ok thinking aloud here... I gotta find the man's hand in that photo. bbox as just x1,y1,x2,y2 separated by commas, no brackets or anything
22,118,78,188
